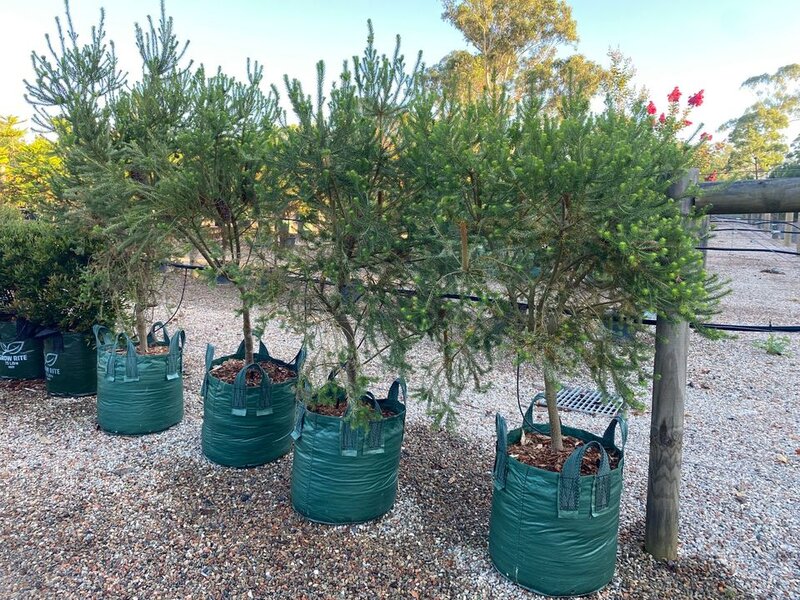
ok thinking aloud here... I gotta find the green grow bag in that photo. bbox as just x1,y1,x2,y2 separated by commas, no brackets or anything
42,332,96,397
290,378,407,524
94,323,185,435
201,340,305,467
489,407,627,597
0,318,44,380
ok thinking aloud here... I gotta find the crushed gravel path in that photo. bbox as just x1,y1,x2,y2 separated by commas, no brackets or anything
1,227,798,599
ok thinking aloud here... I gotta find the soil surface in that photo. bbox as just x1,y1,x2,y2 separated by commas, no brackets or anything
508,431,621,475
210,359,295,385
307,403,397,419
115,345,170,356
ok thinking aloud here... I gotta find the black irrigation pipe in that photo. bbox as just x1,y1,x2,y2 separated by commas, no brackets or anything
163,262,799,334
696,246,800,256
713,228,799,234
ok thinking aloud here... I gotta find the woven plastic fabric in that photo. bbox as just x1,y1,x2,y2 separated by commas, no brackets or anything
201,340,304,467
488,411,627,597
290,378,407,524
94,323,185,435
43,332,96,397
0,319,44,380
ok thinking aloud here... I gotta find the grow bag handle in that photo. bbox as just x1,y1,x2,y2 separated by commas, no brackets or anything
148,322,170,346
558,440,612,518
93,324,116,349
602,415,628,451
201,343,215,399
493,413,509,491
291,402,306,441
121,333,140,382
387,376,408,405
36,328,65,352
232,362,273,417
522,393,562,435
165,329,185,381
292,345,306,372
235,338,269,359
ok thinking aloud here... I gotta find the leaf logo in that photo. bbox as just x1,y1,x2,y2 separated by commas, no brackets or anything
1,341,24,356
45,353,59,367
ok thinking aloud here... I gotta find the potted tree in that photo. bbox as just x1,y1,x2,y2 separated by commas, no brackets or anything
26,2,188,433
412,90,724,595
274,25,431,523
138,62,303,467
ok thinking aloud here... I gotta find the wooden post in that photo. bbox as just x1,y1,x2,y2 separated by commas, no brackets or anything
785,212,793,247
644,171,695,560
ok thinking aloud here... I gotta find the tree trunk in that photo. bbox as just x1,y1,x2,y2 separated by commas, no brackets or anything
135,303,149,353
543,366,563,452
240,292,254,365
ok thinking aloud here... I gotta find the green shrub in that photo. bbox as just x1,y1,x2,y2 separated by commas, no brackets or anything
0,218,115,332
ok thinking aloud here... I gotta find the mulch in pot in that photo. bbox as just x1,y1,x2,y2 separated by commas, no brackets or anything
307,402,396,419
210,359,295,386
508,431,621,475
115,345,171,356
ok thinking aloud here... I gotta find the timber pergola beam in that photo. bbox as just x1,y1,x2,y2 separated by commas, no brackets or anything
696,177,800,214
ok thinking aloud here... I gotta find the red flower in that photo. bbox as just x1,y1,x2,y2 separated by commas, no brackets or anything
647,101,657,115
667,86,681,103
704,170,717,182
688,89,704,107
700,132,713,142
659,113,666,124
683,120,692,127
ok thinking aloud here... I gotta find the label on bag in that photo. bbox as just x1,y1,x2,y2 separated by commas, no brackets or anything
44,353,60,379
0,341,28,369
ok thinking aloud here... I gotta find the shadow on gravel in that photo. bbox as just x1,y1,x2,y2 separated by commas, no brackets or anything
614,519,757,599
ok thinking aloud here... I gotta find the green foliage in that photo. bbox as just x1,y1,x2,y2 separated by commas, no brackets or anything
721,64,800,179
275,23,428,404
0,116,62,210
0,218,114,332
753,334,791,356
404,90,727,434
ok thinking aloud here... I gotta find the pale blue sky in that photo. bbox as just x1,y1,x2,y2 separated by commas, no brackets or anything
1,0,798,141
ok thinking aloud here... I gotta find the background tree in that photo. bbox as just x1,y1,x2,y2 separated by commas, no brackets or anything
721,64,800,179
439,0,577,96
0,116,62,210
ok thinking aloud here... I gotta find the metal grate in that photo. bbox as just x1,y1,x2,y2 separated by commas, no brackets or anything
535,386,622,417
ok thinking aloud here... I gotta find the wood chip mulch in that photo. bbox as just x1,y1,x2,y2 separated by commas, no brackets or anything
508,431,621,475
210,359,295,385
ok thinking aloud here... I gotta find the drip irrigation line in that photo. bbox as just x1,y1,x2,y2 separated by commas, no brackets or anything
696,246,800,256
712,228,798,234
161,264,799,334
152,267,189,335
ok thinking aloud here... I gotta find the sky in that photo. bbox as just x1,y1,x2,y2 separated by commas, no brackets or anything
1,0,798,142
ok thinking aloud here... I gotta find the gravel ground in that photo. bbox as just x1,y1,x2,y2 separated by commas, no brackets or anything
1,226,798,599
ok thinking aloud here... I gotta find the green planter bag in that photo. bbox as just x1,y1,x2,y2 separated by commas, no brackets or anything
291,378,407,524
201,340,305,467
94,323,185,435
489,406,627,597
0,318,44,380
41,332,97,397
